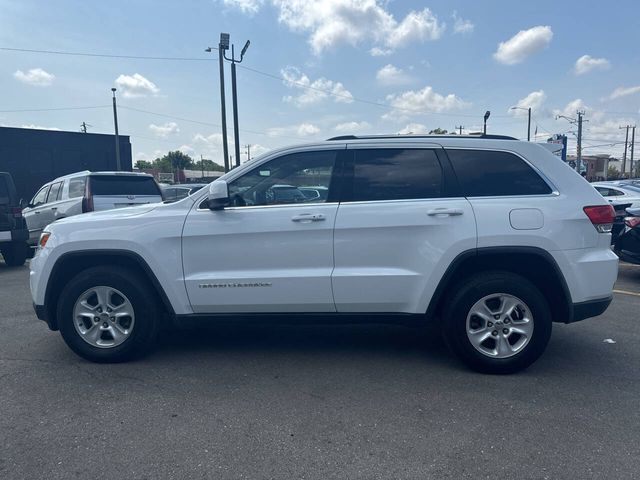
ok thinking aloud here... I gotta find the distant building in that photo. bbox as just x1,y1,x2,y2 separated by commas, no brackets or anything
0,126,131,201
567,154,618,181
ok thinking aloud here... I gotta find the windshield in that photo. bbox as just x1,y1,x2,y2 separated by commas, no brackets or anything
90,176,161,196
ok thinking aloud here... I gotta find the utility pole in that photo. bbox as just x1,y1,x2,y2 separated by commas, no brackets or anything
576,111,584,174
201,154,204,179
245,144,251,162
557,111,587,173
630,125,636,178
455,125,463,135
80,121,91,133
620,125,630,176
223,38,250,169
111,88,121,171
527,107,531,141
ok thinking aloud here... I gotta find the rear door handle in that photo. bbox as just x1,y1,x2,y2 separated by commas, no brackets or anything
291,213,326,222
427,208,464,216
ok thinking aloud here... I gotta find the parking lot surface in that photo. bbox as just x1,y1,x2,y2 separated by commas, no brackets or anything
1,262,639,479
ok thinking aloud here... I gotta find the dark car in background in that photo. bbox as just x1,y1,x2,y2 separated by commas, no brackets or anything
161,183,208,203
0,172,29,266
614,207,640,265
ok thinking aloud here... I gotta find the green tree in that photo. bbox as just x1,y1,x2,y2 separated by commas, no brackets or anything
607,165,620,179
153,151,195,172
195,158,225,172
428,128,448,135
134,160,153,170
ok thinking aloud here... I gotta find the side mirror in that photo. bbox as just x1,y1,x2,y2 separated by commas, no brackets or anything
208,180,230,210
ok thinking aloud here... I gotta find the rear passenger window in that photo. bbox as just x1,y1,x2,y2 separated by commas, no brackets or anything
447,150,552,197
351,149,443,201
47,182,63,202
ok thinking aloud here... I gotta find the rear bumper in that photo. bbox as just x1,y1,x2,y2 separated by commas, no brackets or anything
565,295,613,324
0,228,28,243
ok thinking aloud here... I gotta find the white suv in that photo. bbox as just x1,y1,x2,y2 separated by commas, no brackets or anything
29,135,618,373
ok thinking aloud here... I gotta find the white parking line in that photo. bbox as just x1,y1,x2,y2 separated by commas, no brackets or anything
613,289,640,297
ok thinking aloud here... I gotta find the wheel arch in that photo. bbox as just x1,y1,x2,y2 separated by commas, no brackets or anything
426,246,573,324
44,250,175,330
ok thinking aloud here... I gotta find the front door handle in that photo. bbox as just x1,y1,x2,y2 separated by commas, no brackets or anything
291,213,326,222
427,208,464,216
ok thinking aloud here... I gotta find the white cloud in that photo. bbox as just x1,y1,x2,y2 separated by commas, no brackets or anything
609,85,640,100
574,55,610,75
273,1,444,55
494,26,553,65
369,47,393,56
149,122,180,138
553,98,592,119
384,85,470,119
509,90,546,116
452,11,474,34
115,73,160,98
376,64,412,86
267,122,321,137
222,0,263,14
398,123,428,134
281,66,353,106
13,68,55,86
334,121,371,133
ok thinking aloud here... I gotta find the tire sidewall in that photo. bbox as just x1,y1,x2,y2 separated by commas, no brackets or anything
58,267,158,362
444,273,552,374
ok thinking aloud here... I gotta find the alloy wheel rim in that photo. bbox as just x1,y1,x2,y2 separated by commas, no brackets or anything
72,286,135,348
465,293,534,359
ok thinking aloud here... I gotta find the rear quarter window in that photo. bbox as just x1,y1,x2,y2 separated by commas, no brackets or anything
446,149,552,197
90,176,161,196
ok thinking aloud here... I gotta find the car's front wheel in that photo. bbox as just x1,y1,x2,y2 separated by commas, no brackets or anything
443,271,552,374
58,266,159,362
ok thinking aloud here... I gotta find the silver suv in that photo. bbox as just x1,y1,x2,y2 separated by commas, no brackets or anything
23,171,162,246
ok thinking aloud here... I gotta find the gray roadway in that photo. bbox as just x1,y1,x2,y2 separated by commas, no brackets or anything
1,262,639,479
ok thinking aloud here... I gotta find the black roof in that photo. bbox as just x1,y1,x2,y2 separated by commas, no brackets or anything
326,134,518,141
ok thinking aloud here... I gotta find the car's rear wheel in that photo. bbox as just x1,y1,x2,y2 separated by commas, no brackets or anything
58,266,159,362
443,271,552,374
1,241,28,267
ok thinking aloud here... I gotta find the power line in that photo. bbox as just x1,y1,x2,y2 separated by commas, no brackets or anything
0,47,217,61
0,105,109,113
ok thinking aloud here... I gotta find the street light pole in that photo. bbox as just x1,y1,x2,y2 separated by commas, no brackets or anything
630,125,636,178
207,35,230,173
111,88,121,171
509,106,531,141
483,111,490,135
223,39,250,169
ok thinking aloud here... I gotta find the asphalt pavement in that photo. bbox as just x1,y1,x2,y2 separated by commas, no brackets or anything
1,261,639,479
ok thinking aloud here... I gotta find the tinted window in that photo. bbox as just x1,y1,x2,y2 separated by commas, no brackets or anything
351,149,443,202
0,177,9,204
228,150,337,207
89,176,161,196
447,149,552,197
47,182,63,203
31,186,50,207
68,177,86,198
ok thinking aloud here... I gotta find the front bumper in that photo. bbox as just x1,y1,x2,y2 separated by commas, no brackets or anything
33,302,56,331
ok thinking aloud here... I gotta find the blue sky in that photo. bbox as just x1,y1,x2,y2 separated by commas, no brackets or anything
1,0,639,166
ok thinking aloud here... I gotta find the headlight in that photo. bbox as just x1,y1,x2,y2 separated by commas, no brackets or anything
38,232,51,249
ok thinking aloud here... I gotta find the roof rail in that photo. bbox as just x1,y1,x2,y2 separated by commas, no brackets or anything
326,134,518,141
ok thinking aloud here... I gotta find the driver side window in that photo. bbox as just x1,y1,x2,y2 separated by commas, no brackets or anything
227,150,337,207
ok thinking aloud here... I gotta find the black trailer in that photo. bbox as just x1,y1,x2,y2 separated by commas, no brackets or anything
0,126,131,202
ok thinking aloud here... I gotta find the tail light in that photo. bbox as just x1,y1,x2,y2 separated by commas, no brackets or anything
625,216,640,229
82,180,94,213
10,207,22,218
583,205,615,233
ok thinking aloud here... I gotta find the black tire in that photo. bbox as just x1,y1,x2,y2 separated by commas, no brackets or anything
57,266,160,363
443,271,552,374
1,241,28,267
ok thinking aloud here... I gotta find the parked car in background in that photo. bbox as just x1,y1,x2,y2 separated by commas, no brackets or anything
592,182,640,208
161,183,208,203
0,172,29,266
614,207,640,264
23,171,162,246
